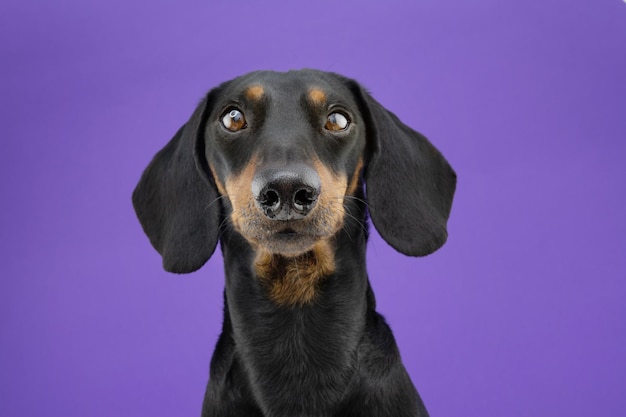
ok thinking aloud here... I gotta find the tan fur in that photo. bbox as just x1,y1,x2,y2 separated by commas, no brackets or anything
224,156,258,234
208,163,227,196
313,157,347,234
308,88,327,105
218,154,349,306
347,157,364,196
255,240,335,306
245,85,265,101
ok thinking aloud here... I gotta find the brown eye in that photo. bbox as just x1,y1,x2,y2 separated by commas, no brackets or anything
325,112,349,131
221,109,247,132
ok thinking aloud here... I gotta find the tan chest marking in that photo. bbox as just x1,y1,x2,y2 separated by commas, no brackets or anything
254,241,335,307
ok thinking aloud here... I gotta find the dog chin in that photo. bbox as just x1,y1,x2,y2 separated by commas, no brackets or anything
261,234,319,257
246,231,318,257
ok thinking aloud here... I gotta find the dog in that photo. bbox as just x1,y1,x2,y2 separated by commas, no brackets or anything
132,69,456,417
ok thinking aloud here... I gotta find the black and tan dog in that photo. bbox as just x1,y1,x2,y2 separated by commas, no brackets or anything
133,69,456,417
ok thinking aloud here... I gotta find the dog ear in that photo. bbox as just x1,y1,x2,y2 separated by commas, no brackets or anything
353,86,456,257
132,94,221,273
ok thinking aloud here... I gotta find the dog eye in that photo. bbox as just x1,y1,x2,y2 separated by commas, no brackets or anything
325,112,350,132
221,109,247,132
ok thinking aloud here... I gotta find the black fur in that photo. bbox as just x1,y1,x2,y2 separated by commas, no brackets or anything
132,70,456,417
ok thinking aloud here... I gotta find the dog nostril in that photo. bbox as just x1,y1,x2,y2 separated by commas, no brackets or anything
260,189,281,208
293,188,317,213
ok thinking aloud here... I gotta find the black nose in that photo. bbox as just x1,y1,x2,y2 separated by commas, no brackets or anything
252,167,321,220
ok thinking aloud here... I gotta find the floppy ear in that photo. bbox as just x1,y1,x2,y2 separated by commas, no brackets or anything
354,87,456,256
132,94,221,273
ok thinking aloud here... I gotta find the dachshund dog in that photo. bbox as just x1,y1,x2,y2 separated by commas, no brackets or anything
133,69,456,417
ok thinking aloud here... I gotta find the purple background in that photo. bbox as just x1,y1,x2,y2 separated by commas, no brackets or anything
2,0,625,416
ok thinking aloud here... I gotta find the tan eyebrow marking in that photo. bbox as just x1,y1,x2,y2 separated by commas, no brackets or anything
308,88,327,105
245,85,265,101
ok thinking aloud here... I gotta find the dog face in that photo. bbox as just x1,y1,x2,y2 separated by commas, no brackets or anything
132,69,456,273
203,71,366,256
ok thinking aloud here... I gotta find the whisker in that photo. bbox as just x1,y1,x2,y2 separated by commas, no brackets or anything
327,195,370,210
341,195,369,206
203,194,227,213
342,211,368,236
217,215,231,232
325,200,369,236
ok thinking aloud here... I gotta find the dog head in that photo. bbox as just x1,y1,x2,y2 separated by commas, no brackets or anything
133,70,456,273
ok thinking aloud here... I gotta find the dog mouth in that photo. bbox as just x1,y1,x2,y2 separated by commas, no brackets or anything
236,216,338,257
276,228,297,237
229,190,346,256
255,224,321,256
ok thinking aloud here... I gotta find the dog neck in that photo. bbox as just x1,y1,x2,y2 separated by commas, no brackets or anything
217,198,375,413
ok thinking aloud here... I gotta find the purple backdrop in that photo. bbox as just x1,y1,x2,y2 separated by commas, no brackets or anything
2,0,625,416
